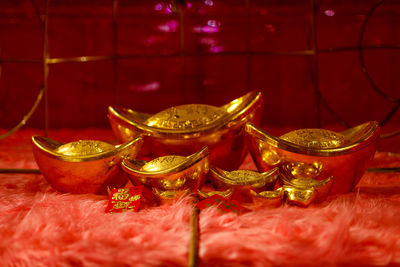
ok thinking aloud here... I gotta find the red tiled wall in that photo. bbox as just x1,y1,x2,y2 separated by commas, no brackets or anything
0,0,399,136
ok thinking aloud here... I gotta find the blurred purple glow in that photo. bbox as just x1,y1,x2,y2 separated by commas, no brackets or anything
129,81,160,92
209,45,224,53
154,2,173,14
324,9,335,16
193,25,219,33
207,20,221,27
157,20,178,33
204,0,214,7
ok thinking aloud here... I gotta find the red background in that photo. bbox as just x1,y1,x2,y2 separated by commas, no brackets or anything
0,0,399,148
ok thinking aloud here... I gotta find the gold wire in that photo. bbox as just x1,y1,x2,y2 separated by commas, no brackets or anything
0,88,44,140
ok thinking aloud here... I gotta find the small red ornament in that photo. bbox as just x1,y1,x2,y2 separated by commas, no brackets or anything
105,186,143,213
196,194,249,214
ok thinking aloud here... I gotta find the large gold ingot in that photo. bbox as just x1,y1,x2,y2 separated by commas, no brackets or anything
108,91,263,170
31,136,143,194
121,147,209,204
245,122,380,195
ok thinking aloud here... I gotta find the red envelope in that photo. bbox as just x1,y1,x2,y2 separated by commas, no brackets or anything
105,186,143,213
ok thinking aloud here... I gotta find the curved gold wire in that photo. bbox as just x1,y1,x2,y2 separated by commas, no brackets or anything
0,88,44,140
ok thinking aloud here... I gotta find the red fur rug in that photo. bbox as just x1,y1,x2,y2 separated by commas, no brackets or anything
1,129,400,266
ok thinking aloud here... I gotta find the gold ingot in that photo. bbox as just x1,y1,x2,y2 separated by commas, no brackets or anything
280,172,333,203
108,91,263,170
121,147,209,203
250,187,284,208
283,186,316,207
31,136,143,194
245,122,380,195
209,167,279,203
210,167,279,191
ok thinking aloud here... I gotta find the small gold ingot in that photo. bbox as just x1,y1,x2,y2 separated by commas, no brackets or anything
250,188,284,208
121,147,209,203
283,186,316,207
280,173,333,203
108,91,263,170
31,136,143,194
245,122,380,195
210,167,279,191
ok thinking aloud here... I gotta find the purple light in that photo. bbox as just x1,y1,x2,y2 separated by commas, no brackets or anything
324,10,335,16
187,2,192,8
157,20,179,33
193,25,219,33
207,20,221,28
209,45,224,53
154,3,163,11
204,0,214,6
129,81,160,92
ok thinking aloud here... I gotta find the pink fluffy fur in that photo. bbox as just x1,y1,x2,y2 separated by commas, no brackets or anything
0,129,400,266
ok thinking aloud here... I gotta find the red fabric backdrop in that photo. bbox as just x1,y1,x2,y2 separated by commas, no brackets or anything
0,0,399,150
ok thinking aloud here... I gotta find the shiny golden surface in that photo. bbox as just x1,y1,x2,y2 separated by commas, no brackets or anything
283,186,316,207
282,162,322,179
281,129,345,148
281,174,333,203
250,188,284,208
108,90,263,170
55,140,114,156
211,167,278,189
145,104,226,130
141,155,187,172
121,147,209,204
245,122,380,195
210,167,279,203
31,136,143,194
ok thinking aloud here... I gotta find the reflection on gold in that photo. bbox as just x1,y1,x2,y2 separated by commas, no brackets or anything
245,122,380,195
145,104,226,130
55,140,114,156
121,147,209,204
284,186,315,207
260,145,281,166
281,128,346,148
141,155,186,172
250,188,284,208
210,167,279,190
109,91,263,170
282,162,322,179
31,135,143,194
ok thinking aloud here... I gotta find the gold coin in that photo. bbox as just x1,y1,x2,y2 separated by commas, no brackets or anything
55,140,114,156
141,155,186,172
145,104,227,130
280,129,345,148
